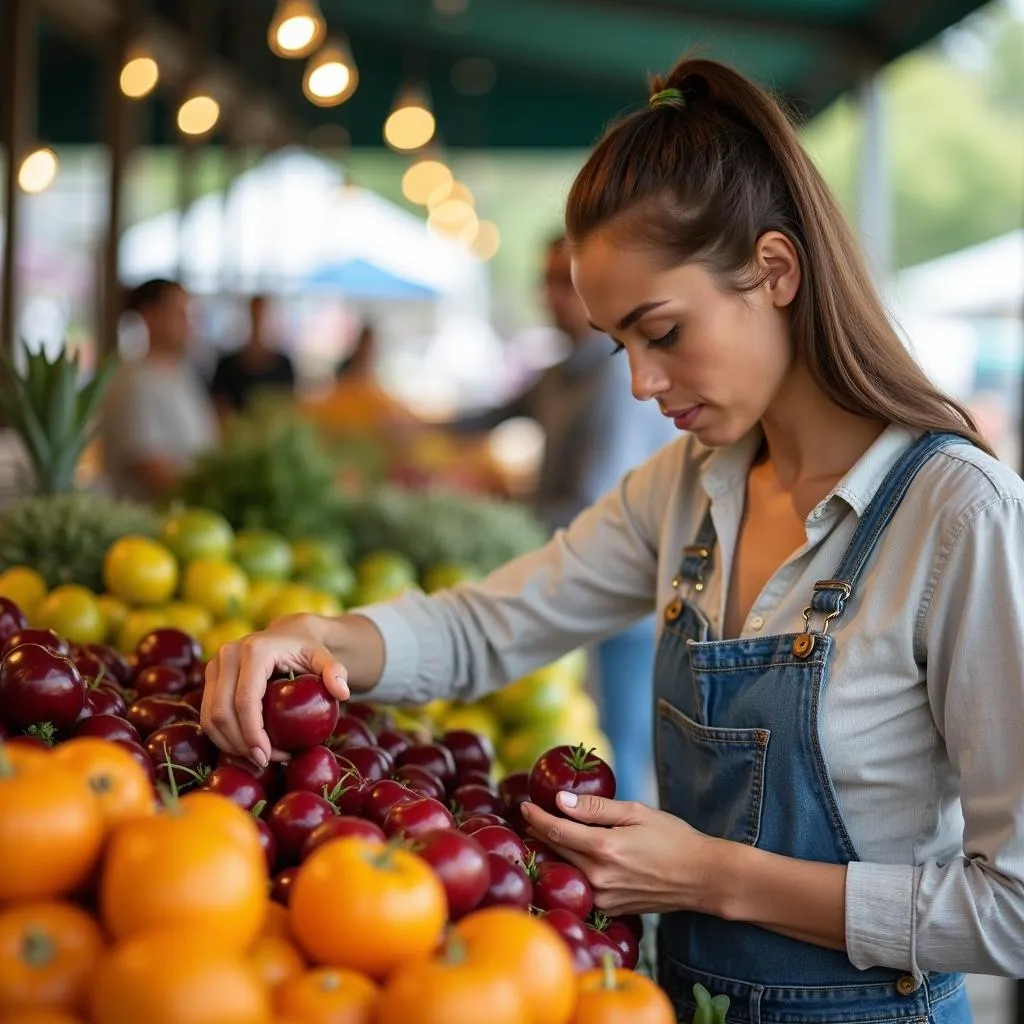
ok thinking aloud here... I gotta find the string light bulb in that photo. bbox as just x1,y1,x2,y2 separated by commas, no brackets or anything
268,0,326,58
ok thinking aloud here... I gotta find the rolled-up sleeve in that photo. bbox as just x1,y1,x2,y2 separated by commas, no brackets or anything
846,495,1024,978
356,440,681,705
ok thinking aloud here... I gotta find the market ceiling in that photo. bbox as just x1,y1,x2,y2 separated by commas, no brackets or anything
34,0,989,149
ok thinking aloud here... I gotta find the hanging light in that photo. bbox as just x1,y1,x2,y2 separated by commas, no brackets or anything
177,91,221,136
472,220,501,261
428,198,479,245
402,158,452,205
268,0,326,59
303,36,358,106
384,83,435,152
119,46,159,99
427,179,474,211
18,147,58,194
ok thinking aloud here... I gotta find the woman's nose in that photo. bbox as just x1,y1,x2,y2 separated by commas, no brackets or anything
631,355,671,403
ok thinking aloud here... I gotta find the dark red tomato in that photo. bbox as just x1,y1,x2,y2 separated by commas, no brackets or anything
144,720,217,791
262,674,340,752
333,773,371,817
615,913,644,941
112,738,157,786
180,687,205,713
336,745,393,784
135,627,202,672
186,661,206,690
451,783,503,820
441,729,494,774
375,727,413,760
218,751,283,800
532,861,594,920
528,743,616,817
345,702,394,731
523,838,562,868
0,597,28,649
127,695,198,738
7,733,50,751
543,909,589,947
301,816,386,861
362,779,417,829
383,796,456,840
472,825,530,868
285,745,342,795
270,866,299,906
498,771,531,835
0,643,84,729
457,768,496,791
72,713,141,745
479,853,533,911
77,643,133,685
133,664,190,698
459,813,510,835
601,918,641,970
412,828,490,919
0,719,13,740
203,764,267,812
392,764,446,802
79,684,128,721
396,743,458,793
585,926,625,968
565,934,596,973
254,815,278,874
327,715,375,751
267,791,337,865
2,628,69,659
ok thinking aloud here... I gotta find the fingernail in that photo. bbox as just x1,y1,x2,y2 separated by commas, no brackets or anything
251,748,268,768
558,791,578,808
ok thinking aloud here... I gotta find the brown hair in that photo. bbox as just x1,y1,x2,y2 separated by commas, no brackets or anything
565,58,992,455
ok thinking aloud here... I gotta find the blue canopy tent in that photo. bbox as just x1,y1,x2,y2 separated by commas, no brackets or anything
302,259,439,302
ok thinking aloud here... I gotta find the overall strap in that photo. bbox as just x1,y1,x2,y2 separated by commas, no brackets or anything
676,503,718,592
807,432,970,626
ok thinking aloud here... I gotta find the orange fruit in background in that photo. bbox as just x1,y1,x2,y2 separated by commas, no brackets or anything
102,536,178,606
0,901,104,1018
248,935,306,992
89,930,271,1024
289,838,446,978
274,967,379,1024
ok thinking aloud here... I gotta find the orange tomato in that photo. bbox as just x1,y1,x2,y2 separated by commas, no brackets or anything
0,745,105,903
99,790,267,953
275,967,380,1024
376,930,527,1024
0,1012,84,1024
454,907,576,1024
0,901,104,1017
572,961,676,1023
289,838,446,978
52,738,155,830
89,930,271,1024
248,935,306,992
258,901,293,943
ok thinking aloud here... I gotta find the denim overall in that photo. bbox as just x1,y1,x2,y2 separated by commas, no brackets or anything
654,432,972,1024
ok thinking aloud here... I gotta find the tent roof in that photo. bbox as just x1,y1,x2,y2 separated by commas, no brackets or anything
36,0,989,149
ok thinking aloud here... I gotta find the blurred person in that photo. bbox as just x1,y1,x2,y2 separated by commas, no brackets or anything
460,234,678,802
100,279,218,503
210,294,296,419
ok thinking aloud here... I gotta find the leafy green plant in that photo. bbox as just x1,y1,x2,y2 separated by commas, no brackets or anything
693,983,730,1024
0,340,117,494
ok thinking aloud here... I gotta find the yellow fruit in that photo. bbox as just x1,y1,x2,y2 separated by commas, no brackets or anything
161,602,214,640
246,580,283,627
162,507,235,563
34,584,106,645
233,530,293,582
182,559,249,620
422,563,479,593
423,700,450,726
103,537,178,606
118,609,168,655
291,538,346,574
201,619,254,661
306,590,342,617
259,584,320,625
484,670,578,729
96,594,129,641
0,566,47,619
441,704,501,744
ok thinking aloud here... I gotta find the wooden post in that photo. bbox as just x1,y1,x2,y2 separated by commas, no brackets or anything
1,0,37,358
99,0,136,357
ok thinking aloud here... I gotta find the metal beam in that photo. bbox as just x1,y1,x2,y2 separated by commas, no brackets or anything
2,0,37,359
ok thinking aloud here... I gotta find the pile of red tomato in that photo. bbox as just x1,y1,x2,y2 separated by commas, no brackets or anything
0,593,678,1023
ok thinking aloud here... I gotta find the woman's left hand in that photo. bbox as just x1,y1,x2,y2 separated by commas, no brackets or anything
521,793,720,917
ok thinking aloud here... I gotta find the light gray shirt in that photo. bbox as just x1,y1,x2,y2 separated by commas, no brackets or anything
100,358,218,502
358,424,1024,980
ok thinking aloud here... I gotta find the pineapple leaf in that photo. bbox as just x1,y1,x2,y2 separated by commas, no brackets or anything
74,354,118,432
46,349,78,456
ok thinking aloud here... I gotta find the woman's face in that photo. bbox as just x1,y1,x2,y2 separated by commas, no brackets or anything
571,228,800,448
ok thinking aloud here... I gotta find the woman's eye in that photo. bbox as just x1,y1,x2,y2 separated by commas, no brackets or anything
609,340,625,355
647,325,679,348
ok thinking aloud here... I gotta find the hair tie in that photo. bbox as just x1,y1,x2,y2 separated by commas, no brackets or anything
649,87,686,108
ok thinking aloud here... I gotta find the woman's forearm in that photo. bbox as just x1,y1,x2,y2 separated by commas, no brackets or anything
703,840,848,952
325,613,387,694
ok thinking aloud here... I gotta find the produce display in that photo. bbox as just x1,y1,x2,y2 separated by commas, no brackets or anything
0,599,732,1023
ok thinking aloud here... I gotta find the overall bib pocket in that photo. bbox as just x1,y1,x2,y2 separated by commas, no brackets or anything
657,697,769,847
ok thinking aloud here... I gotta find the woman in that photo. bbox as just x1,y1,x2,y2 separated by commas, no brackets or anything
202,58,1024,1022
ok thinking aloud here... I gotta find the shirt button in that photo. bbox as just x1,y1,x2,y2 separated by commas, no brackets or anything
749,615,764,631
811,508,823,520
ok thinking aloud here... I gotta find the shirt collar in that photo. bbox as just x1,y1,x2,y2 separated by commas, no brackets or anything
699,422,920,516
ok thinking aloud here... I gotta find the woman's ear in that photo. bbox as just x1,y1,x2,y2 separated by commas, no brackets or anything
755,231,801,308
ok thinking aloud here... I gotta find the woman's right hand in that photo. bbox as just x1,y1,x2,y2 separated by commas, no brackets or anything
200,613,351,767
